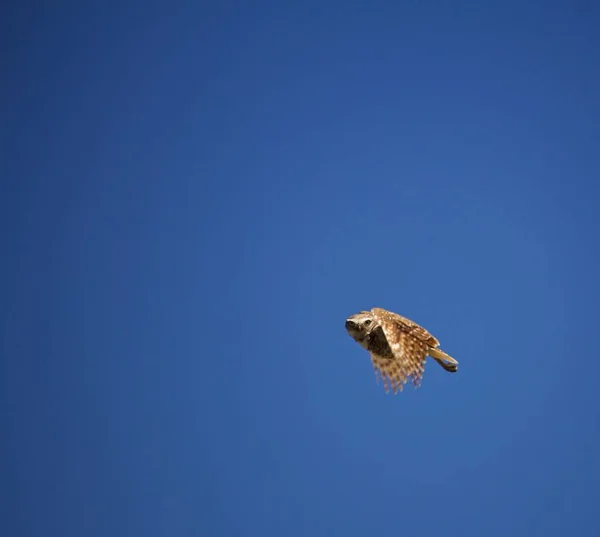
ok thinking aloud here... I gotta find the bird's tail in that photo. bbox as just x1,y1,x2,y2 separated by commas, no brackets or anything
429,348,459,373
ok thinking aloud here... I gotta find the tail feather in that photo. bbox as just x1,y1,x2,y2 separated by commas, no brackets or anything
429,348,459,373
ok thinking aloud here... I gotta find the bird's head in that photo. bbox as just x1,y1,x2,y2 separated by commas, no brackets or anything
345,310,377,349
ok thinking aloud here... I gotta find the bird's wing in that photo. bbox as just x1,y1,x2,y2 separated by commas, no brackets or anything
371,307,439,347
369,310,431,392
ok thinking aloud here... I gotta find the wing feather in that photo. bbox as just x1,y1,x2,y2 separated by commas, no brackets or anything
368,308,431,393
371,307,439,347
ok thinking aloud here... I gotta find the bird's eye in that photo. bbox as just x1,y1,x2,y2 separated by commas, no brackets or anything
364,319,372,326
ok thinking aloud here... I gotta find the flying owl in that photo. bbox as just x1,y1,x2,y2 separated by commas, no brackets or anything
345,307,458,394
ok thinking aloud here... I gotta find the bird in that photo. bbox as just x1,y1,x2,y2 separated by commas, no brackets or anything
345,307,458,394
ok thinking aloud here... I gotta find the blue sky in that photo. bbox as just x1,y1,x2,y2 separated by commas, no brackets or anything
2,2,600,536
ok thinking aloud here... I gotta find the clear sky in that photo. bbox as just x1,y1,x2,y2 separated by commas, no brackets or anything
2,2,600,536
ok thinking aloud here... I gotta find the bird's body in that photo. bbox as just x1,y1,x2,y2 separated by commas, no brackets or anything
345,307,458,394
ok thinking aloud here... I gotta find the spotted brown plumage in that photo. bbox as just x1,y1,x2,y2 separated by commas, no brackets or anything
345,307,458,394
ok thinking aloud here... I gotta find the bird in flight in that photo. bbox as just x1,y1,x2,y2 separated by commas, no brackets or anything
345,307,458,394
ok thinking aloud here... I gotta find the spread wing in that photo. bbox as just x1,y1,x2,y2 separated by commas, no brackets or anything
369,308,434,393
371,307,439,347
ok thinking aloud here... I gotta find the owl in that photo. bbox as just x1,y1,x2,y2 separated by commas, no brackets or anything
345,307,458,394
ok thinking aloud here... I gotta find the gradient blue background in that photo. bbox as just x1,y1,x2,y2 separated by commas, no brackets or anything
2,2,600,536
